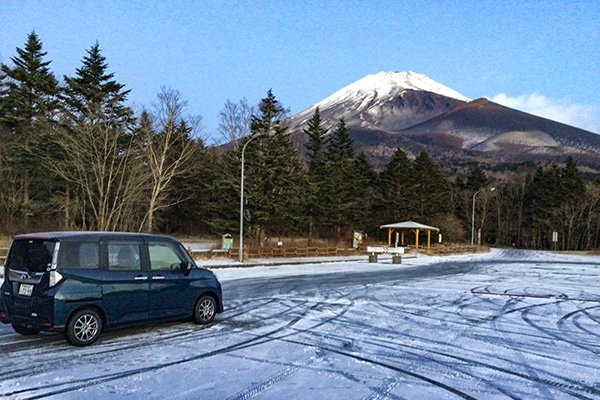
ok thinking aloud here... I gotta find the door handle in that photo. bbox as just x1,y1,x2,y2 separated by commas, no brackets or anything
134,275,148,280
151,276,165,280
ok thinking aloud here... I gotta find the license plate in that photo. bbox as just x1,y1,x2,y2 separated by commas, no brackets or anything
18,284,33,297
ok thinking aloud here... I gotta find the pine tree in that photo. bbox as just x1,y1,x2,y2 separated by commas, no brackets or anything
375,148,414,223
412,151,450,222
0,31,61,225
52,42,141,230
562,156,585,201
322,118,357,237
523,165,562,247
64,42,133,127
351,152,377,230
244,90,306,243
202,148,244,234
465,165,489,191
1,32,60,128
304,108,328,240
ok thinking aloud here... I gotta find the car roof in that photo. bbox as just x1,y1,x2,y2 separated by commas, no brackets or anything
13,231,177,242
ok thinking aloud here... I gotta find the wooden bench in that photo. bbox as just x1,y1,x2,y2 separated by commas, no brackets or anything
366,246,405,263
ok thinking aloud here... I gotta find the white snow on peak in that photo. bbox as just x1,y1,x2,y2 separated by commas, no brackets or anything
318,71,470,108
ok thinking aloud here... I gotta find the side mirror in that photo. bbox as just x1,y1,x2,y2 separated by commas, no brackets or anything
182,261,193,275
171,261,193,274
170,263,181,272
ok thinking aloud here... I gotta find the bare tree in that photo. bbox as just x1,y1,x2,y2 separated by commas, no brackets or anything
140,87,202,232
217,98,254,148
585,184,600,249
0,138,22,232
49,120,147,231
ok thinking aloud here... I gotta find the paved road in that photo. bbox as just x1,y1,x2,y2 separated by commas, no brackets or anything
1,249,599,399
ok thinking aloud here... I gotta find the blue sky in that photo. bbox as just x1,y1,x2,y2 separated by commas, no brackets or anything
1,0,599,141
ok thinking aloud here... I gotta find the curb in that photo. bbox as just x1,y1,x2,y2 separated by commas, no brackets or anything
200,254,418,269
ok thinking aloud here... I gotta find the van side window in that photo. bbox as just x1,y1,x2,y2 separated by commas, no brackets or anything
107,243,141,271
58,242,99,269
148,242,184,270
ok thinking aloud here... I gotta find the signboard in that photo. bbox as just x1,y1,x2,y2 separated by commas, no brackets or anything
552,231,558,242
352,231,364,249
222,234,233,250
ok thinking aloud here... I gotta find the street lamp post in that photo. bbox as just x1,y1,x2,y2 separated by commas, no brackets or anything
239,131,274,262
471,187,495,245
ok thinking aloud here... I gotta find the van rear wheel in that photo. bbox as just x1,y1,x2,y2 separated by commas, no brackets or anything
193,295,216,325
12,323,40,336
66,308,102,346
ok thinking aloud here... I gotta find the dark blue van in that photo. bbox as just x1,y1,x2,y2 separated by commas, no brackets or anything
0,232,223,346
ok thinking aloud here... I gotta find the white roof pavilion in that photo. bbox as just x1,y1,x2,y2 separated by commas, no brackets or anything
379,221,440,247
380,221,440,231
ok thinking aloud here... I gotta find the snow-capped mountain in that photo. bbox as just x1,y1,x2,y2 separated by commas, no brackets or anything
289,71,468,132
287,71,600,168
312,70,469,107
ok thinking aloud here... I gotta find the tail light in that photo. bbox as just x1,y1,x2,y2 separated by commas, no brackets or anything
49,270,63,287
49,242,62,287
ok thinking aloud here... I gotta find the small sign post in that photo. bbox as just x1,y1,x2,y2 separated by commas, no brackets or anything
552,231,558,251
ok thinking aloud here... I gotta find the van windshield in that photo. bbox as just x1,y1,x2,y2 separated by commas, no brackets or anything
6,239,56,273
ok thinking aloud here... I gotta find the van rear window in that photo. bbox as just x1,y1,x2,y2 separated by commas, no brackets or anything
7,239,56,273
58,242,99,269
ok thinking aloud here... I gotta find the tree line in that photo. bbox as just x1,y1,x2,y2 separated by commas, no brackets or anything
2,32,600,250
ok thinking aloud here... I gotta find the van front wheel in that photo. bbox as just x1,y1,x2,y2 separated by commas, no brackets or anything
66,308,102,346
12,323,40,336
193,295,216,325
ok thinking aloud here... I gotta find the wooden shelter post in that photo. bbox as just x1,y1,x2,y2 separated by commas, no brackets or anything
380,221,439,250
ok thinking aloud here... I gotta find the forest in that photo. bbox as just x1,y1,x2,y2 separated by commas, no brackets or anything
1,32,600,251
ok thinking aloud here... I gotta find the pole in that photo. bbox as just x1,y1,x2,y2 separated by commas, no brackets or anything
239,134,262,263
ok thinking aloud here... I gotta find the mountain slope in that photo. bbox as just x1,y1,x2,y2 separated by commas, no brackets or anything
286,71,600,168
401,98,600,164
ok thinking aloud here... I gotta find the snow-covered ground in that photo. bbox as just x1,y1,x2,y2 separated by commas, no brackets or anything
1,249,599,399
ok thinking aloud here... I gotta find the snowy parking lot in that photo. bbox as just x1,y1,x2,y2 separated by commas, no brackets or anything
1,249,599,399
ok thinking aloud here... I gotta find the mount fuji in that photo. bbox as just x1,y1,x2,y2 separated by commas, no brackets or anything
286,71,600,168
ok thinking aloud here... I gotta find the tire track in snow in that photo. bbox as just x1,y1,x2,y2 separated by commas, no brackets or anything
218,287,361,400
225,366,301,400
225,365,303,400
296,325,524,400
521,306,600,356
269,336,479,400
360,377,402,400
0,298,275,356
572,314,600,338
557,304,600,338
0,297,298,380
0,301,333,399
305,307,598,399
490,297,556,399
